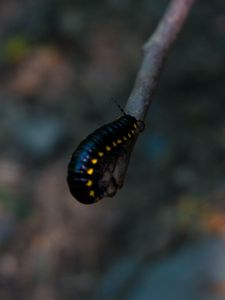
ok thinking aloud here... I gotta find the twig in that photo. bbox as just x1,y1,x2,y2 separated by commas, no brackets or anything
125,0,196,121
113,0,196,193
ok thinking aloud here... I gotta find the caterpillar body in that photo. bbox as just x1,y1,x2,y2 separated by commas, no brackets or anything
67,114,144,204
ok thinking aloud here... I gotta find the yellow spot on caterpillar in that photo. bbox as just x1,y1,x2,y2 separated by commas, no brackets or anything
87,168,94,175
98,152,104,157
128,133,132,138
113,141,117,147
123,136,127,141
89,190,95,197
131,130,135,135
106,145,111,151
134,123,137,129
117,139,122,144
91,158,98,164
86,180,93,187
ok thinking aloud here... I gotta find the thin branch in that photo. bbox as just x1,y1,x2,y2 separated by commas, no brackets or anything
125,0,196,121
113,0,196,194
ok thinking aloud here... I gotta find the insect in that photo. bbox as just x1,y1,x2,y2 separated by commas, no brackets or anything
67,113,144,204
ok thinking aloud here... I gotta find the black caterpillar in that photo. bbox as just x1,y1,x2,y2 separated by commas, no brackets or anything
67,114,144,204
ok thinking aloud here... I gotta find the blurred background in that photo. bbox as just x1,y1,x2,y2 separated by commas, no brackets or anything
0,0,225,299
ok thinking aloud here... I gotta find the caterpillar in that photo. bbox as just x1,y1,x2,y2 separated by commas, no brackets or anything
67,114,144,204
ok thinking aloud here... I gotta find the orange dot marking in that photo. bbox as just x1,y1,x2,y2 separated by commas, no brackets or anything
87,168,94,175
91,158,98,164
89,190,95,197
86,180,93,187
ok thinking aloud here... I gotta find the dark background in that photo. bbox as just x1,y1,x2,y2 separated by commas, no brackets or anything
0,0,225,299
